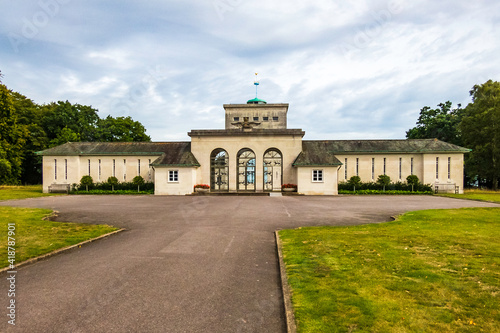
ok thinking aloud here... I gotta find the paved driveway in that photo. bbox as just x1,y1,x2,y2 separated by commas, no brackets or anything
1,195,498,332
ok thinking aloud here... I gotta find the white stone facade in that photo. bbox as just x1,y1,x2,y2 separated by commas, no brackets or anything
39,102,469,195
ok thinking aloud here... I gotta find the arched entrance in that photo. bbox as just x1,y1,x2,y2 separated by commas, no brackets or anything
210,149,229,191
263,148,283,191
237,148,256,191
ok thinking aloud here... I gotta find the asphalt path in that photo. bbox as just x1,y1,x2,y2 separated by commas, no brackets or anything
0,195,498,332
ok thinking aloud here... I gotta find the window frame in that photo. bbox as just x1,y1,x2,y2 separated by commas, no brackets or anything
436,157,439,179
344,158,348,180
312,169,324,183
447,157,451,179
168,170,179,183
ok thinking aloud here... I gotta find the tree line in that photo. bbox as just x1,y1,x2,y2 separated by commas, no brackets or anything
406,80,500,190
0,71,150,185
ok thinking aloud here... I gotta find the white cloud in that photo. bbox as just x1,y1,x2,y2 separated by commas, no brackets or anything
1,0,499,141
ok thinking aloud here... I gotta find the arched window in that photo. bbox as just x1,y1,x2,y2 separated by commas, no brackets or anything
237,148,256,191
210,149,229,191
263,149,283,191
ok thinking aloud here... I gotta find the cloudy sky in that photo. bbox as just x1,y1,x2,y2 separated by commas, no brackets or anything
1,0,499,141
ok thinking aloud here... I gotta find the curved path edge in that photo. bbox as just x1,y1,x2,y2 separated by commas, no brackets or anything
0,228,126,274
275,230,298,333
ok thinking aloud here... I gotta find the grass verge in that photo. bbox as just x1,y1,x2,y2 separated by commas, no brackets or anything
278,208,500,332
437,190,500,203
0,206,118,269
0,185,63,201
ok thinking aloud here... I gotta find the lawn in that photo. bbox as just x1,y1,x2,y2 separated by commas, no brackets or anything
0,206,118,269
278,208,500,332
437,189,500,203
0,185,64,201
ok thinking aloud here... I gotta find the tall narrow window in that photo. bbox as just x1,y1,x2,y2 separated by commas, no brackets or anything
64,159,67,180
123,159,127,181
98,159,101,180
54,159,57,180
138,159,141,176
113,159,116,177
371,158,375,179
148,159,151,181
344,158,348,180
448,157,451,179
411,158,414,175
436,157,439,179
383,158,386,175
356,158,359,176
399,157,402,180
88,159,91,176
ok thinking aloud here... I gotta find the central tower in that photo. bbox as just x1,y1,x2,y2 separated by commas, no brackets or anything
224,74,289,130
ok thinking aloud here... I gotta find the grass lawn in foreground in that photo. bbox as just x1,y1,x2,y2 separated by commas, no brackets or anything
279,208,500,332
0,185,64,201
0,206,118,269
437,190,500,203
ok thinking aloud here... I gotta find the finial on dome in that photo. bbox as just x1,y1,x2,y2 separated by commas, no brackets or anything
247,73,267,104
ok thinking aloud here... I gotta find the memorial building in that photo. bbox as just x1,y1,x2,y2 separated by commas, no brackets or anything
39,82,469,195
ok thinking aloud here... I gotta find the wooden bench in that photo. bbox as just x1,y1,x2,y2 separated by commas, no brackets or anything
434,183,459,194
48,184,70,193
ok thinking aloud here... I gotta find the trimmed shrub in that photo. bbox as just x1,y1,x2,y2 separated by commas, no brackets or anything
132,175,145,192
80,175,93,192
347,176,361,192
377,175,391,191
107,176,119,191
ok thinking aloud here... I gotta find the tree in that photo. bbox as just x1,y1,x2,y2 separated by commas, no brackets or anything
377,174,391,192
347,175,361,192
95,116,151,142
132,175,145,192
40,101,100,144
460,80,500,190
10,91,48,184
0,84,27,184
107,176,119,191
406,101,464,146
80,175,93,192
406,175,419,192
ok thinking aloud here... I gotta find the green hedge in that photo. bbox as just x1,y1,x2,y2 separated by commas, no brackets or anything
338,180,432,192
72,181,154,192
71,189,154,195
339,189,433,195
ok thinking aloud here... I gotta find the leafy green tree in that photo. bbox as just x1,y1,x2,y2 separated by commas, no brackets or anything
460,80,500,190
406,175,419,192
347,175,361,192
132,175,145,192
80,175,93,192
406,101,464,146
107,176,119,191
10,91,48,184
49,127,80,147
0,84,27,184
377,174,391,192
96,116,151,142
40,101,100,144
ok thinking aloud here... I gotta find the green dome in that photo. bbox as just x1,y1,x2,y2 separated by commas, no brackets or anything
247,98,267,104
